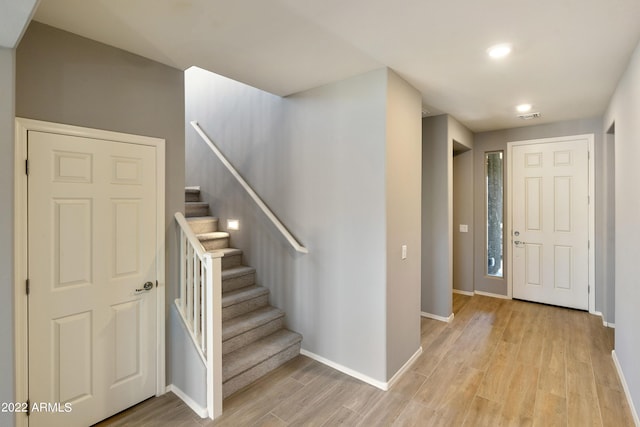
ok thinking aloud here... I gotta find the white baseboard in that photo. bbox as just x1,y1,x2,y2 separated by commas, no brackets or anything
611,351,640,426
166,384,209,419
300,349,389,391
452,289,474,296
592,311,615,328
300,346,423,392
589,311,616,328
474,290,511,300
421,311,454,323
387,346,423,390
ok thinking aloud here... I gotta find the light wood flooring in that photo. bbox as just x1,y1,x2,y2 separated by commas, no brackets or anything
97,294,634,426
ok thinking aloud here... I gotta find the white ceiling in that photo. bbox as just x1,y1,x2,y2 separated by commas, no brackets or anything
33,0,640,132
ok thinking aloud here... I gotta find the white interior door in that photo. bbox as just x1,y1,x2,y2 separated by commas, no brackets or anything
511,137,590,310
28,130,158,426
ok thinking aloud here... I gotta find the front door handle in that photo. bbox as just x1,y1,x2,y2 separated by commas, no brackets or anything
135,281,154,293
514,240,527,247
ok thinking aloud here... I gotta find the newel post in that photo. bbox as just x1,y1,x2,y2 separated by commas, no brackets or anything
206,252,223,419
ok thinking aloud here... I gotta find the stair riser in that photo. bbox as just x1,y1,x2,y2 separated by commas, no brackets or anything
222,254,242,270
222,295,269,321
188,219,219,234
201,237,230,251
185,192,200,202
223,273,256,292
185,205,209,217
223,317,284,356
223,343,301,398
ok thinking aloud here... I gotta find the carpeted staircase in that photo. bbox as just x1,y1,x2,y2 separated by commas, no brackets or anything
184,186,302,398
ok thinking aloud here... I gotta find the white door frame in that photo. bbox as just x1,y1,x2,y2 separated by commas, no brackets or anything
506,134,595,313
13,118,166,427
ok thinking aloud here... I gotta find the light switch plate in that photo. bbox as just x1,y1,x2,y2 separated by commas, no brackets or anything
459,224,468,233
401,245,407,260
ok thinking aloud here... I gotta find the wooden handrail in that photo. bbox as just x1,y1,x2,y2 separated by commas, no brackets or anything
190,121,308,254
175,211,209,259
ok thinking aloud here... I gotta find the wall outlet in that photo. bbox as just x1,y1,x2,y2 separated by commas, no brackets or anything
401,245,407,260
459,224,468,233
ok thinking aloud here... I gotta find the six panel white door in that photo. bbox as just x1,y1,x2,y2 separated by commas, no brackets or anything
511,138,589,309
28,131,157,426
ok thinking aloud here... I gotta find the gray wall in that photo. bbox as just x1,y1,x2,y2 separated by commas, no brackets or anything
604,38,640,416
16,22,185,384
385,71,422,375
422,115,473,316
421,115,450,317
169,305,206,408
472,118,607,316
0,47,16,427
186,67,421,383
453,150,474,293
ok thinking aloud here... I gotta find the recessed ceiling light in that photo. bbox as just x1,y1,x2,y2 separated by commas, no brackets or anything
516,104,532,113
487,44,512,59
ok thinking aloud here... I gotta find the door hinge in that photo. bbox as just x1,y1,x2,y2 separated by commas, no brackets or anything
588,285,590,294
25,159,29,176
156,280,158,288
26,399,30,416
26,279,30,295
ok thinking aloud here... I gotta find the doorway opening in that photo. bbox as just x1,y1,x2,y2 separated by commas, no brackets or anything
604,123,616,327
452,140,474,314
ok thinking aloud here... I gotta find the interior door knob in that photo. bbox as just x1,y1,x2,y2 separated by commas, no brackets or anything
135,281,154,293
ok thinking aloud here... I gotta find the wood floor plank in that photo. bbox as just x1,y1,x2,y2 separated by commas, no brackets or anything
595,381,635,427
321,406,363,426
250,412,287,427
591,350,624,391
501,309,527,344
476,341,519,403
501,363,539,424
462,396,505,427
412,358,463,408
532,390,567,427
355,395,410,427
391,400,437,427
213,377,304,426
567,391,603,427
537,339,567,398
516,314,545,368
270,367,344,423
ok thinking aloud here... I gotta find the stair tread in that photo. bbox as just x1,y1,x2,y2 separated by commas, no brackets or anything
187,216,218,222
222,265,256,279
222,329,303,382
185,201,208,206
185,186,201,192
197,231,230,240
209,247,243,258
222,285,269,308
222,306,284,341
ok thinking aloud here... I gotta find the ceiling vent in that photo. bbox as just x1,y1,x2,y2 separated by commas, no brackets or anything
517,112,541,120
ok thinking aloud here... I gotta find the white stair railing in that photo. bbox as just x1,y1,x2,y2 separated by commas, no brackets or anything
190,121,308,254
175,212,223,419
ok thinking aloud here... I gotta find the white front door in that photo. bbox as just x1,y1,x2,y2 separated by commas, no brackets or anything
28,130,158,426
511,136,590,310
